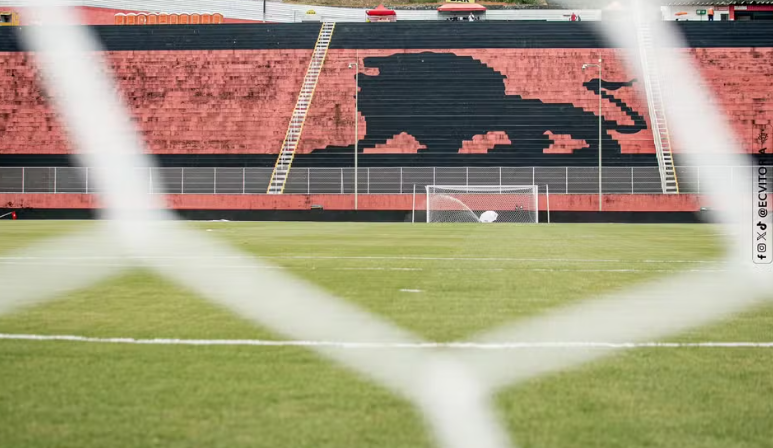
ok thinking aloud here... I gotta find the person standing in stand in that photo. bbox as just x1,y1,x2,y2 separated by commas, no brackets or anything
708,7,714,21
570,12,577,21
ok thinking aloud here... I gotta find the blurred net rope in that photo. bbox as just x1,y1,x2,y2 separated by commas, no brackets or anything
0,1,771,448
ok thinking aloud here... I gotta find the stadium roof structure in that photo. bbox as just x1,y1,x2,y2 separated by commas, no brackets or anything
437,2,487,12
662,1,773,4
366,4,395,16
549,0,773,6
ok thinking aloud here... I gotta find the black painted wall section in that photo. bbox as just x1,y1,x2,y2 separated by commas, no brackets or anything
1,22,773,52
3,153,767,169
0,23,322,52
314,52,653,167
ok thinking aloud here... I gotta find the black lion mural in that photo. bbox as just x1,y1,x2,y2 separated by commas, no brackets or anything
310,52,656,167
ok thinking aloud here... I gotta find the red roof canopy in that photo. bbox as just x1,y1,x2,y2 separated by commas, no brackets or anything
437,3,486,12
367,4,396,16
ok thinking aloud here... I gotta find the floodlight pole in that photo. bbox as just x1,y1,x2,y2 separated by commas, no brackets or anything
598,60,602,212
583,59,603,211
349,60,359,210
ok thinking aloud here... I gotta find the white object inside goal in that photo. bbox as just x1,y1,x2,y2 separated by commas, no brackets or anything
425,185,538,223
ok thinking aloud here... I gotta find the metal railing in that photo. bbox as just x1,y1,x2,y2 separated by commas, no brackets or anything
0,166,754,195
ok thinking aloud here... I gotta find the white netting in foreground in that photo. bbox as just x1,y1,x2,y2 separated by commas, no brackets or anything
2,3,771,448
425,185,538,223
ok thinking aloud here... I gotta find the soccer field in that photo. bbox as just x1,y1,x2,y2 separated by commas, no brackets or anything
1,221,772,448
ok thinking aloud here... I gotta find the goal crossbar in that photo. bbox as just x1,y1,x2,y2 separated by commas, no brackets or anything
424,185,533,189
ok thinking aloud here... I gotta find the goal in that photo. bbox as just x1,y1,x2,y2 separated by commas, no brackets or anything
425,185,538,223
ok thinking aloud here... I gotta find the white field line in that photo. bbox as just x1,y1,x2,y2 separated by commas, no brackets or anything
2,333,773,349
0,261,726,273
0,255,721,264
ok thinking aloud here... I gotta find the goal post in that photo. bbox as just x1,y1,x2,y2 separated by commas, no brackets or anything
425,185,539,223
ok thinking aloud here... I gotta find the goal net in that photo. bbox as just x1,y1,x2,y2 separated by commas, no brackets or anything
425,185,538,223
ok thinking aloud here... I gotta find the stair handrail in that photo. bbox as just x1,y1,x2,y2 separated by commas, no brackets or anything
267,22,335,194
633,5,679,194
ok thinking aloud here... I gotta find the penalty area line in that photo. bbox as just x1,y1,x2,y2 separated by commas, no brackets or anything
1,334,772,349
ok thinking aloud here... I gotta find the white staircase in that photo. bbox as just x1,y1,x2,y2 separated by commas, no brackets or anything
267,22,335,194
634,7,679,194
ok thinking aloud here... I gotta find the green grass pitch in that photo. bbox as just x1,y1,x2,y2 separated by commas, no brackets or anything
1,221,772,448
